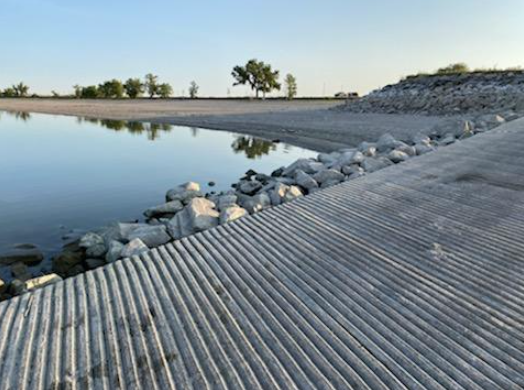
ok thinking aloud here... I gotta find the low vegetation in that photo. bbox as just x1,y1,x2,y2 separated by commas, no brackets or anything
404,63,523,80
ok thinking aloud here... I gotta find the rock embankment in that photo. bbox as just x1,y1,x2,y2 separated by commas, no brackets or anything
344,71,524,115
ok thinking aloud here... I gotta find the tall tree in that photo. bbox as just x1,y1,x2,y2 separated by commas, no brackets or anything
13,82,29,97
73,85,82,99
80,85,99,99
189,81,199,99
124,78,144,99
232,59,281,98
144,73,159,98
98,79,124,98
157,83,173,98
284,74,297,100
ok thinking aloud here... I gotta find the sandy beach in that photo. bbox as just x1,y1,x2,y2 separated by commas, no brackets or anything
0,98,447,151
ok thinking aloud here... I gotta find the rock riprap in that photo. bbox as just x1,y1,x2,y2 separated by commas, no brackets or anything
2,109,518,302
343,71,524,115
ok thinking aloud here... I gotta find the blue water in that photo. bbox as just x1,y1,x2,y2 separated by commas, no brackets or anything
0,111,316,257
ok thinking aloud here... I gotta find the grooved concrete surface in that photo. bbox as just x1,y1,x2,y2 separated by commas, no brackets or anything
1,119,524,389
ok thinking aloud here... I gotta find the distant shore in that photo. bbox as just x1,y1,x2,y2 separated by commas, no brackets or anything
0,98,446,151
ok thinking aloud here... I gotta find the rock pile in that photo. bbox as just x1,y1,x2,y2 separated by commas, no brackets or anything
343,71,524,115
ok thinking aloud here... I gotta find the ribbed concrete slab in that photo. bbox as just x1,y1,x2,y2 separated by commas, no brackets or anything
1,119,524,389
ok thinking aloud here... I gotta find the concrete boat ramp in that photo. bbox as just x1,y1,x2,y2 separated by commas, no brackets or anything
1,119,524,389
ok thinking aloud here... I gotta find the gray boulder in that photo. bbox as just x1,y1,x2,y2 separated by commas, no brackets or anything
0,246,44,266
415,143,435,155
376,134,401,153
241,193,271,213
86,243,107,258
166,209,194,240
283,158,325,176
166,182,202,204
239,181,263,196
313,169,345,185
388,150,410,163
295,170,319,192
361,157,393,173
127,225,171,248
357,142,377,157
220,206,248,224
217,194,238,211
79,232,105,249
318,152,340,164
106,240,125,263
342,164,364,175
121,238,149,258
144,200,184,218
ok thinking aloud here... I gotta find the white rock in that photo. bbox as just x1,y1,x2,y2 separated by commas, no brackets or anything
361,157,393,173
283,186,303,202
312,169,345,184
357,142,377,157
121,238,149,258
220,206,248,224
342,164,364,175
186,198,219,232
388,150,410,163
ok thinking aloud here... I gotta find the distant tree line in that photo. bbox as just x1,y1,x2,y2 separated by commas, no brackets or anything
0,82,30,97
72,74,174,99
1,60,301,99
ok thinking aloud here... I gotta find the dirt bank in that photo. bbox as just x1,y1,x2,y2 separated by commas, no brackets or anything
0,98,448,151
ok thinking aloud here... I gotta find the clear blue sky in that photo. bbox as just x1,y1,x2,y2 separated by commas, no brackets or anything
1,0,523,97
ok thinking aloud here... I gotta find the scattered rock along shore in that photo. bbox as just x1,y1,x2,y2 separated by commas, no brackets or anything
343,71,524,116
1,109,519,301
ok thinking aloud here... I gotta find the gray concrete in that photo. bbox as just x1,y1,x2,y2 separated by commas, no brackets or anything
1,118,524,388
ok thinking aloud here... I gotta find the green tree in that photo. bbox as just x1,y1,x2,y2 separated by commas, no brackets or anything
437,63,470,74
3,87,16,97
284,74,297,100
189,81,199,99
80,85,99,99
144,73,159,98
124,78,144,98
98,79,124,98
73,85,82,98
157,83,173,98
13,82,29,97
232,59,280,98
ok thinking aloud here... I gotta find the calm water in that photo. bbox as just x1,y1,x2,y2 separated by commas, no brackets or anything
0,111,316,258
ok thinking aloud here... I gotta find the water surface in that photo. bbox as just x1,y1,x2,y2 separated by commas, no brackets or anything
0,111,316,259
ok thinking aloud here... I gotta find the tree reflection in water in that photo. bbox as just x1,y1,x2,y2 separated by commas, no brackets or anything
231,136,277,159
75,117,173,140
3,110,32,121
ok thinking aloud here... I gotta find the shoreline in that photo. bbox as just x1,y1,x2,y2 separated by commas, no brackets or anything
0,98,448,152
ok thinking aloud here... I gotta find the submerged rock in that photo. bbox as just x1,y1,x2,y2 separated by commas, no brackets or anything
0,246,44,266
52,251,84,275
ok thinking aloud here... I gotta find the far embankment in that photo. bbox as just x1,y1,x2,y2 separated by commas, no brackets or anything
0,98,446,152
